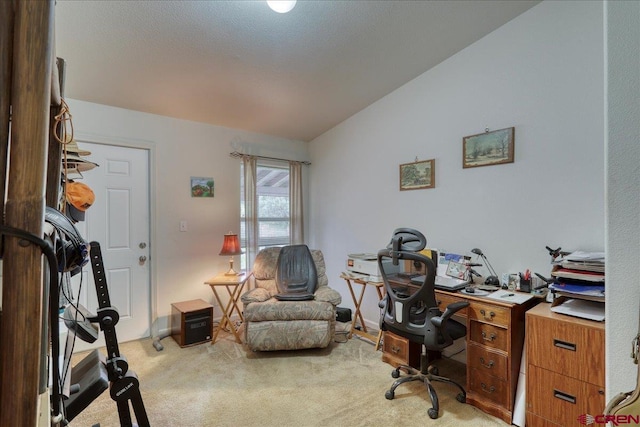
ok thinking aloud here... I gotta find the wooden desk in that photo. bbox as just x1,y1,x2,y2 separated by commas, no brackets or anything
204,273,250,344
340,275,384,350
385,276,539,424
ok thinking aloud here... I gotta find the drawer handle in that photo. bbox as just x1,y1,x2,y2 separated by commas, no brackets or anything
481,383,496,394
482,331,497,342
480,309,495,321
554,389,576,404
391,345,401,354
553,339,577,352
479,357,494,369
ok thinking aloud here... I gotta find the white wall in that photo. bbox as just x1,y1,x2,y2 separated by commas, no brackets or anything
66,99,309,336
605,0,640,399
309,0,604,356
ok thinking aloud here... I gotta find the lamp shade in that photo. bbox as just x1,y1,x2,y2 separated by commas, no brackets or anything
219,233,242,256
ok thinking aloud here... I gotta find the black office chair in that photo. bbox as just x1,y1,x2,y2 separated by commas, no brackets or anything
378,228,469,419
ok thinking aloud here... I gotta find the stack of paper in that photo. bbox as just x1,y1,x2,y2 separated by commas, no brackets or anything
552,251,604,281
550,251,605,303
550,298,605,322
548,282,604,302
561,260,605,273
562,251,605,262
551,268,604,282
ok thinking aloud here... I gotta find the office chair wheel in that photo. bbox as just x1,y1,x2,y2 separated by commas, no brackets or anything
385,390,395,400
428,408,438,419
428,366,439,376
391,370,400,379
456,392,466,403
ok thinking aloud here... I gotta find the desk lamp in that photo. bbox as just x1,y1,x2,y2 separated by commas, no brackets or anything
471,248,499,286
219,232,243,276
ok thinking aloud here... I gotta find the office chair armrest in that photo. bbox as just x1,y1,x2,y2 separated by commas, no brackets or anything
430,301,469,347
431,301,469,329
378,297,389,330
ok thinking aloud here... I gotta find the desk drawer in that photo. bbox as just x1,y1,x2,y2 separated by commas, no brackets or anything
527,313,605,386
468,302,509,328
468,342,508,380
526,365,605,426
436,292,467,318
468,368,509,407
469,321,508,352
382,331,420,369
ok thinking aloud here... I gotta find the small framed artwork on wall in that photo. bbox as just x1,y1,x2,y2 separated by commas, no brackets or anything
191,176,214,197
463,127,515,169
399,159,435,191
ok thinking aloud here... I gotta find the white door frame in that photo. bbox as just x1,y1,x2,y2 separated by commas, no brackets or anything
74,132,158,340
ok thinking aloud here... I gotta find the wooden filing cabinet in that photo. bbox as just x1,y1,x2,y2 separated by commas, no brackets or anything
525,303,605,426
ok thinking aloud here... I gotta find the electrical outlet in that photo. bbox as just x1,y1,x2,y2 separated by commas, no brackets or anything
179,220,188,232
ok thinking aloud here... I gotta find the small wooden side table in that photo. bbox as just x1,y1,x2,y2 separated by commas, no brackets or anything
204,272,250,344
340,274,384,350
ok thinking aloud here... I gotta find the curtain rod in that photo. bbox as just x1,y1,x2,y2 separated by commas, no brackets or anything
229,151,311,165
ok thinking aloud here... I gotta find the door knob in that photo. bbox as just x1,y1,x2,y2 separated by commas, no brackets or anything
139,256,147,263
139,242,147,249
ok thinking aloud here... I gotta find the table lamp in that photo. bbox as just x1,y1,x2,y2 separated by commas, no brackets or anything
471,247,500,286
219,232,243,276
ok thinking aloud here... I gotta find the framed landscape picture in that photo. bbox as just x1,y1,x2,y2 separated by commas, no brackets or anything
463,127,515,168
190,176,214,197
399,159,435,191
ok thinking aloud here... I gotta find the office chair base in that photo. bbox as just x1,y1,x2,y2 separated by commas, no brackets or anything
385,363,466,419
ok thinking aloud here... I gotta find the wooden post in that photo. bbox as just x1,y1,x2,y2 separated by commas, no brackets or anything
0,0,15,259
0,0,15,416
0,1,54,426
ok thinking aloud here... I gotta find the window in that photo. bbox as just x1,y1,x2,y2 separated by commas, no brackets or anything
240,162,290,269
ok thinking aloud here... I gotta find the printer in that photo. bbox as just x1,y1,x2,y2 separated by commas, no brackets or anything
346,253,399,282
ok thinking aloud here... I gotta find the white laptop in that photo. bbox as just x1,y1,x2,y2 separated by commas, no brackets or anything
410,261,469,291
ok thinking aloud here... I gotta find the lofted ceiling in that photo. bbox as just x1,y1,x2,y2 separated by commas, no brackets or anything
54,0,540,142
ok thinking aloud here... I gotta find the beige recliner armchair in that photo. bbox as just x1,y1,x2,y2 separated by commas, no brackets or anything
241,245,342,351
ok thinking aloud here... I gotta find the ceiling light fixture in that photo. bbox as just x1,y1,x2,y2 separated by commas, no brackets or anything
267,0,296,14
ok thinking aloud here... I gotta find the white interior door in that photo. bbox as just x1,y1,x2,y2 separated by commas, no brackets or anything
70,142,150,352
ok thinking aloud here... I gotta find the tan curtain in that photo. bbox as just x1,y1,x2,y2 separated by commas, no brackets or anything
289,161,304,244
242,155,259,269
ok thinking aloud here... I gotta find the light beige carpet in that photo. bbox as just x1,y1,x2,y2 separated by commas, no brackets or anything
69,335,509,427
